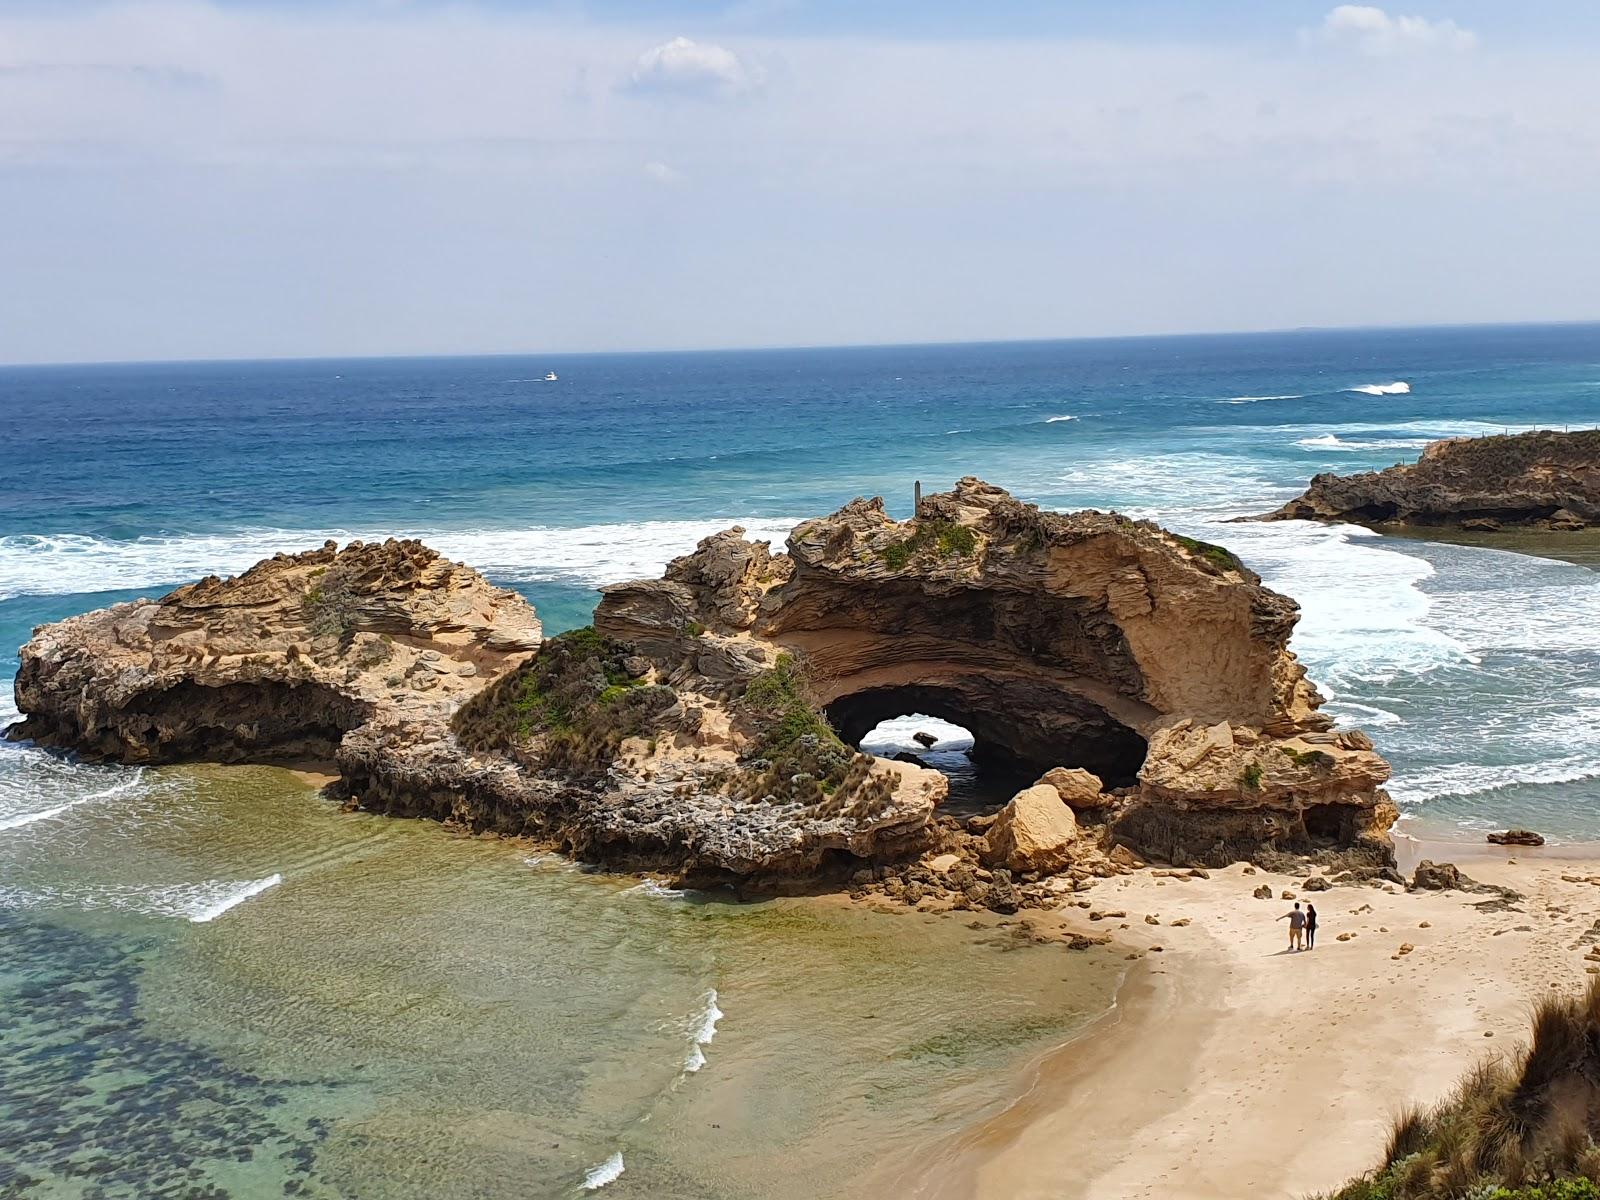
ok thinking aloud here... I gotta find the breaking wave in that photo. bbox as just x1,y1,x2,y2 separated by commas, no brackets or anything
1347,381,1411,396
0,518,804,601
1295,434,1434,452
682,989,724,1074
1043,414,1077,423
581,1152,625,1191
0,873,283,922
0,769,147,832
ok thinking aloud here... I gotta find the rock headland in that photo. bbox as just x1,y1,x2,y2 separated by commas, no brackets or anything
1256,428,1600,531
10,479,1396,889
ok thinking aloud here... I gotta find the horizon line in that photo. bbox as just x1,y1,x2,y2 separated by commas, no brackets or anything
4,316,1599,372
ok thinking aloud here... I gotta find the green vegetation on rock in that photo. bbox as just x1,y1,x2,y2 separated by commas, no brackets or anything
728,654,895,816
451,626,674,775
1172,533,1244,573
880,519,978,570
1240,762,1264,790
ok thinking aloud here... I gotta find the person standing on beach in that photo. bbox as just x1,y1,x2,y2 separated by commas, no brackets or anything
1304,903,1319,950
1277,901,1305,951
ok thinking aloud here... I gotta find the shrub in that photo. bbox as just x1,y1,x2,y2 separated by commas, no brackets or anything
1172,533,1244,573
880,519,978,570
451,627,670,775
1319,980,1600,1200
1241,762,1264,790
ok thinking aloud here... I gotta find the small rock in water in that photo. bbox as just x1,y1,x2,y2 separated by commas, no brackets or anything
913,731,939,748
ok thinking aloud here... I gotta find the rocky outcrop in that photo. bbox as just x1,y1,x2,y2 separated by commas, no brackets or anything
598,477,1396,870
11,478,1397,882
1256,429,1600,531
9,538,542,763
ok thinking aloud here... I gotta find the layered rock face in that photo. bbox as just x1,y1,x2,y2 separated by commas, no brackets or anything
9,539,543,763
1258,429,1600,531
11,479,1396,882
598,477,1395,870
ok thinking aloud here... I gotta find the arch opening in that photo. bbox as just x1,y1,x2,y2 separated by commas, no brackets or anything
825,683,1148,817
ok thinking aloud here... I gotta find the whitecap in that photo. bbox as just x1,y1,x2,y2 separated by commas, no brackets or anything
1346,381,1411,396
1043,414,1077,423
582,1152,625,1191
1219,394,1304,404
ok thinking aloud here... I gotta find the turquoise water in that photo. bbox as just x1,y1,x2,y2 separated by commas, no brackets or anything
3,326,1600,1196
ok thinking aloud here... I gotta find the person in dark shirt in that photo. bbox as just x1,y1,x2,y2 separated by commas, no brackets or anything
1304,903,1319,950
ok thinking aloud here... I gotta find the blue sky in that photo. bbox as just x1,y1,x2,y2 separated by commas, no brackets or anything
2,1,1598,362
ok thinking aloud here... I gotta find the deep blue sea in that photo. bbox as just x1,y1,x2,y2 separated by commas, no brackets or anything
3,325,1600,1197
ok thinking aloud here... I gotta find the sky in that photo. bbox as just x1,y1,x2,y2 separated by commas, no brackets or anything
2,1,1599,363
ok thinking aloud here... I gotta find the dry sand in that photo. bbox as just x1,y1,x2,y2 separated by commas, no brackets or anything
897,838,1600,1200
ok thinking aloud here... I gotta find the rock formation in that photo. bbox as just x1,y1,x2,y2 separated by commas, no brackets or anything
10,538,542,763
1256,429,1600,531
594,477,1395,870
10,478,1397,883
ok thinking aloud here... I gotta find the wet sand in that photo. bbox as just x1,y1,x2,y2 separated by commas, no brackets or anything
913,842,1600,1200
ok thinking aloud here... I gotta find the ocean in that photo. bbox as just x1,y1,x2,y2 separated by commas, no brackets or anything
3,324,1599,1197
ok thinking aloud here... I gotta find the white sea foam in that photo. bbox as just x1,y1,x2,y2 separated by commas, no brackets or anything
186,873,283,922
1043,414,1078,423
1294,434,1433,452
858,714,975,753
0,873,283,921
582,1152,625,1190
1187,517,1476,684
0,518,804,600
682,988,724,1074
1347,381,1411,395
625,879,687,900
0,769,146,832
1388,759,1600,808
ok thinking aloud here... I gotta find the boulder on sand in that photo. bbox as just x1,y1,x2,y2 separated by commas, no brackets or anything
985,784,1079,874
1487,829,1545,847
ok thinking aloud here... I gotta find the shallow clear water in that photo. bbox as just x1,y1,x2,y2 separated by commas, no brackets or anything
4,326,1600,1195
0,764,1121,1198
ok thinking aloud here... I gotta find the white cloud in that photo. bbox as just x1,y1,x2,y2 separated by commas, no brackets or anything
626,36,761,98
1317,5,1478,54
643,160,685,184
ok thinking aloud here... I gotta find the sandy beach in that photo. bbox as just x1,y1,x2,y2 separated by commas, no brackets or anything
895,837,1600,1200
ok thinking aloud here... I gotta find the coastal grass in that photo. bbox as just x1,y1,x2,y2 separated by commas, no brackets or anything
451,626,674,775
727,654,896,817
1318,980,1600,1200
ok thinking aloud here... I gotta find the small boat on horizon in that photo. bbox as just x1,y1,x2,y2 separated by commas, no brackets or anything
544,371,558,381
